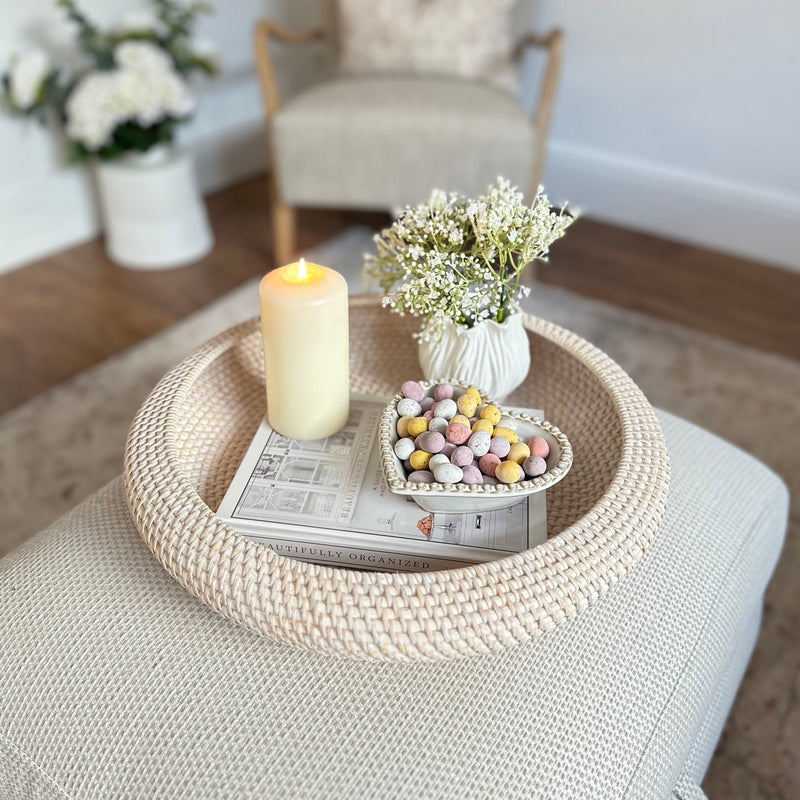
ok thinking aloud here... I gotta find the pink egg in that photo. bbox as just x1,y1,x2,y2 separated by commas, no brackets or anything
408,470,435,483
523,455,547,477
433,383,454,401
478,453,501,477
489,437,511,458
401,380,425,402
420,396,435,412
461,465,484,485
416,431,446,454
423,410,434,420
451,445,474,467
440,442,456,457
529,435,550,459
445,422,471,444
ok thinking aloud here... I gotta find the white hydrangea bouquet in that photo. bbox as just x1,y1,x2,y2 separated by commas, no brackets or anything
1,0,217,161
364,179,575,397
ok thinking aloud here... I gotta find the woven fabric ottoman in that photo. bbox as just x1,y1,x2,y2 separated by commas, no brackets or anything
0,304,788,799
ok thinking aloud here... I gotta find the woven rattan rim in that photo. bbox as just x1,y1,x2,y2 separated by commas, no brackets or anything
124,296,670,662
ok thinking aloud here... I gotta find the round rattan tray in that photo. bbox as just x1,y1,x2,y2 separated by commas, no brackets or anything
124,296,670,662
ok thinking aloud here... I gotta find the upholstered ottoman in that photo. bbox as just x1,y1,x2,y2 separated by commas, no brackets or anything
0,306,788,799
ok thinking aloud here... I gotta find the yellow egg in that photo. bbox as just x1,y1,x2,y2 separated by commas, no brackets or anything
456,394,478,418
397,415,413,438
495,460,523,484
451,414,471,428
464,387,482,404
508,442,531,465
409,450,432,470
480,404,502,425
492,426,519,444
407,417,429,437
472,418,494,434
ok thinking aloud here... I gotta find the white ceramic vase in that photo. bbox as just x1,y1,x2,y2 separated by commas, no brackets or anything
418,312,531,400
95,146,213,270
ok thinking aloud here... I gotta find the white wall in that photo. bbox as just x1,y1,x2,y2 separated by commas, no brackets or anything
529,0,800,270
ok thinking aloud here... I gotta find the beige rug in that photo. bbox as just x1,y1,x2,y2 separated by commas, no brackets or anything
1,228,798,798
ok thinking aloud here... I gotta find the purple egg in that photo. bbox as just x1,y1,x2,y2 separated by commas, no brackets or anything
461,465,484,485
416,430,445,454
489,437,511,458
401,380,425,402
433,383,454,401
451,445,474,467
408,470,435,483
523,455,547,477
440,442,456,457
403,459,414,473
420,396,435,412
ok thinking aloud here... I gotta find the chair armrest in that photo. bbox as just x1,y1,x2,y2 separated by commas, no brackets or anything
253,20,326,116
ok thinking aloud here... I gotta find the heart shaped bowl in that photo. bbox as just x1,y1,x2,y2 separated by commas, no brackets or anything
379,379,573,514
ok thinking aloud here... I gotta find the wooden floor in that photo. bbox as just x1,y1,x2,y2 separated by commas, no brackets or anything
1,174,798,416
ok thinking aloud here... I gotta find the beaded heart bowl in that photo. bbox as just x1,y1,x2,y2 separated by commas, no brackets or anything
379,379,573,514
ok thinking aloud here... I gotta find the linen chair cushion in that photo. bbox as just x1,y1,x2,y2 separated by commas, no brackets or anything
334,0,519,94
0,411,788,798
271,76,535,211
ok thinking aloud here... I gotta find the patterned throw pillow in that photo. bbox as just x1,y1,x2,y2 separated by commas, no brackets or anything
334,0,519,94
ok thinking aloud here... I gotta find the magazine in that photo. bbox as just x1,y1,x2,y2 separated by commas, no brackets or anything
216,397,547,572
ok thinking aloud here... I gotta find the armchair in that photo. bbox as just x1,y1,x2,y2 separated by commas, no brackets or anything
254,19,564,266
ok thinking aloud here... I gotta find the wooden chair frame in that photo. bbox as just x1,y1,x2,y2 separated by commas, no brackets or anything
254,20,564,266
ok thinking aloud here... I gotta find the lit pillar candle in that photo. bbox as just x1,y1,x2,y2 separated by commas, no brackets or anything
259,259,349,440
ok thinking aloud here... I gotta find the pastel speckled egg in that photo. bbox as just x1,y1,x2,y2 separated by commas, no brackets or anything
422,410,434,420
472,418,494,435
420,396,435,412
456,394,478,418
480,404,502,425
493,426,519,444
394,437,416,460
397,415,413,438
482,474,499,485
432,398,457,420
523,455,547,477
451,414,471,428
401,380,425,402
433,383,454,401
450,445,474,468
529,435,551,459
406,417,429,437
508,442,531,465
433,462,463,484
498,416,518,431
445,422,471,444
489,436,511,458
461,465,484,485
409,450,432,471
440,442,456,458
429,453,451,470
464,387,482,404
467,430,492,458
403,459,414,473
397,397,422,418
408,470,434,483
496,460,523,484
428,416,449,434
478,453,501,477
416,430,445,454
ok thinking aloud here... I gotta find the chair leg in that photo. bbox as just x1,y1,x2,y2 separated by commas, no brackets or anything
272,200,297,267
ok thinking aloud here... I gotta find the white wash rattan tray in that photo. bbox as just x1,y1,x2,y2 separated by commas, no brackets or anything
124,296,670,662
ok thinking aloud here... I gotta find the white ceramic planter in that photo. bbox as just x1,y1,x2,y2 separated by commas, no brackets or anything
95,146,213,270
418,312,531,400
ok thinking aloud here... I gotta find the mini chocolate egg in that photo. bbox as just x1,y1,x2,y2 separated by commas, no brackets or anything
451,414,472,428
464,387,482,404
429,453,451,470
397,397,422,418
508,442,531,465
529,435,550,459
497,416,518,431
523,455,547,477
467,430,492,458
403,459,414,473
472,418,494,435
496,460,523,484
423,410,434,420
416,430,445,454
394,437,416,460
478,453,501,477
407,417,429,437
461,465,484,485
420,396,435,412
482,474,499,485
397,415,413,438
409,450,432,471
432,398,457,420
493,426,519,444
480,404,502,425
401,380,425,402
440,441,456,457
489,436,511,458
433,383,454,401
433,462,463,484
456,394,478,418
450,445,474,468
408,470,434,483
428,416,449,434
445,422,471,445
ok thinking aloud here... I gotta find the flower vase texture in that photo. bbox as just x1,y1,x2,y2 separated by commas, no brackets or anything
418,312,531,400
95,146,213,270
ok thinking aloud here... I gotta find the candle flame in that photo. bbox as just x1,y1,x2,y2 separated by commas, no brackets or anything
298,257,307,281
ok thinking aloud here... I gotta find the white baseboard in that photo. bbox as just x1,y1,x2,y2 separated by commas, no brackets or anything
544,140,800,273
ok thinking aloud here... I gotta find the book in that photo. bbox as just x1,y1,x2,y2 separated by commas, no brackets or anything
216,397,547,572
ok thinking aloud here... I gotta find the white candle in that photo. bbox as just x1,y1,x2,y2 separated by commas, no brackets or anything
259,259,349,440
